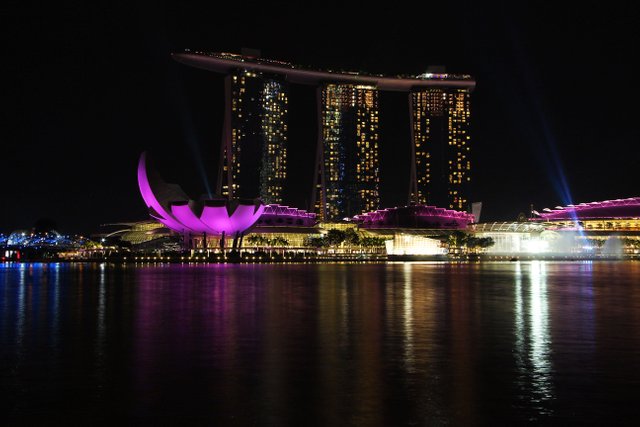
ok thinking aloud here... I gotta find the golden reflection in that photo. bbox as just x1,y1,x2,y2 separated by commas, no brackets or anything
514,262,524,364
317,266,348,425
449,263,477,425
402,263,415,372
515,261,554,410
353,267,384,426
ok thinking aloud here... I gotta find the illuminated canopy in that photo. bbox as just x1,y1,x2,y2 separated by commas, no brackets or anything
532,197,640,221
256,204,317,227
137,152,265,236
353,205,475,229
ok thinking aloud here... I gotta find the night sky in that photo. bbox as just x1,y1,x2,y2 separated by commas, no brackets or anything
3,1,639,234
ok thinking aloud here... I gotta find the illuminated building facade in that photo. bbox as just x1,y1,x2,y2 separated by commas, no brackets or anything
260,80,288,203
531,197,640,231
353,205,475,230
471,198,640,256
173,52,475,216
312,84,380,221
221,69,288,204
409,86,472,210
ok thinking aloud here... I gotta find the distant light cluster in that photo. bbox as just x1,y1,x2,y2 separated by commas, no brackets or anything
0,231,87,249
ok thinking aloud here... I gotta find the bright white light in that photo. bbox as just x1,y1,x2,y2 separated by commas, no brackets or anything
386,234,445,256
403,264,415,371
524,238,549,254
529,261,553,399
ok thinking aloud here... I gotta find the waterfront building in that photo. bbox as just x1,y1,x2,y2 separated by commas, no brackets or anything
531,197,640,231
351,204,473,257
172,51,476,218
473,222,549,254
100,221,172,247
472,197,640,256
220,62,288,204
384,234,446,257
138,153,321,250
138,152,265,250
353,204,474,230
314,84,380,221
409,74,472,210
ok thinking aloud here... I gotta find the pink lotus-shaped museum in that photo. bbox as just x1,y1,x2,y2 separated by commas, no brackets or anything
137,152,265,236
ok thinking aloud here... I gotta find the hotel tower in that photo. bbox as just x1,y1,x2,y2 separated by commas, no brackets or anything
173,52,475,217
219,59,288,204
409,81,472,210
312,84,380,221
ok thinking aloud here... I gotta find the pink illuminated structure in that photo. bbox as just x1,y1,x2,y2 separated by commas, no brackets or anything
531,197,640,221
353,205,474,230
256,204,317,228
137,152,265,236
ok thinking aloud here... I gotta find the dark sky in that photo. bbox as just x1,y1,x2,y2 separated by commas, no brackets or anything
3,1,639,234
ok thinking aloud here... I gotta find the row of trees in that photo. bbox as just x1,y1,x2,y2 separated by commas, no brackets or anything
305,229,387,249
622,238,640,249
245,230,497,254
446,231,495,255
245,235,290,247
587,237,640,250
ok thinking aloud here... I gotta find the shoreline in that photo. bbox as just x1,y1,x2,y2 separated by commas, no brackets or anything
3,253,638,264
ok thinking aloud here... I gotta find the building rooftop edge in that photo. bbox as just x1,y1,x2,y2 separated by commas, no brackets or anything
531,196,640,220
172,52,476,92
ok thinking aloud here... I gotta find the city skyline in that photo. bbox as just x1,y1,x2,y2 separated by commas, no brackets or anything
3,2,639,234
175,51,475,221
4,3,640,425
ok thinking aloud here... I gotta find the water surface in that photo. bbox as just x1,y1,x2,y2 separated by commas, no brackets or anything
1,261,639,424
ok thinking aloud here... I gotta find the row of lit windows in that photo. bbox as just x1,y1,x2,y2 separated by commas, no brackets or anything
320,83,380,219
410,88,472,210
225,71,289,204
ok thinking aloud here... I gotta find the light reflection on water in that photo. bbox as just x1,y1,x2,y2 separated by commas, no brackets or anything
1,261,640,424
402,263,415,373
527,261,554,411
